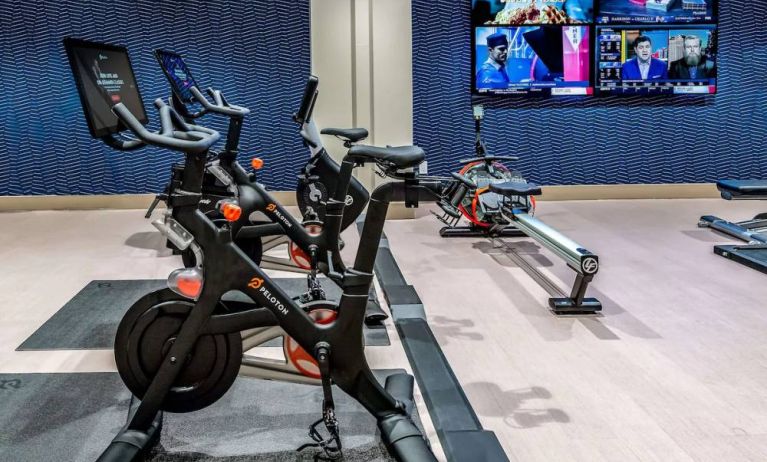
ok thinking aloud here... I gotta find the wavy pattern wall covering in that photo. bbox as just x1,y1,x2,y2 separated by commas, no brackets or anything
0,0,310,195
411,0,767,184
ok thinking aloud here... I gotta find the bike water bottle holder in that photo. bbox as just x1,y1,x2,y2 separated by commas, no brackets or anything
153,216,205,267
152,216,195,251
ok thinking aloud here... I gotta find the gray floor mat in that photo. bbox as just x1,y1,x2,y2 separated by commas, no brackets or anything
17,279,389,350
0,370,421,461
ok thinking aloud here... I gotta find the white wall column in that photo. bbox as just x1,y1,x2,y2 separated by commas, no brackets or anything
310,0,414,191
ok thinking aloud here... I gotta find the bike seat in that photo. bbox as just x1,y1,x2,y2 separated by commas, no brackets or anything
489,181,541,197
348,145,425,169
321,127,369,143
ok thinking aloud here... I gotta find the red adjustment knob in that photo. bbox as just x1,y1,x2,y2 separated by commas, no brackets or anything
220,201,242,222
251,158,264,170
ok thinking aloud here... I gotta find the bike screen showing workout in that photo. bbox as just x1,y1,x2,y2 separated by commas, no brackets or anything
596,25,717,95
472,0,594,25
65,39,147,138
474,26,592,96
596,0,717,24
155,50,199,103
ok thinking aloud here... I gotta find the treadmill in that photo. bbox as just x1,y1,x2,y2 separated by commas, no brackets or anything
699,180,767,274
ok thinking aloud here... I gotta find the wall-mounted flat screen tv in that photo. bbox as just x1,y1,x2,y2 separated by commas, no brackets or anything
473,26,593,96
596,0,717,25
472,0,595,25
595,24,717,95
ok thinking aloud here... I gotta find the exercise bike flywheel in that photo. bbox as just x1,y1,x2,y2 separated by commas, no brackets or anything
114,288,243,413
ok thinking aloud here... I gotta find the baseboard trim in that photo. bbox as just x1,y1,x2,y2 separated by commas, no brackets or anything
0,184,720,211
539,183,720,201
0,192,298,212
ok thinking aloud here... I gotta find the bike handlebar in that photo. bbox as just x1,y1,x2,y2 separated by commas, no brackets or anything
111,98,220,154
189,86,251,117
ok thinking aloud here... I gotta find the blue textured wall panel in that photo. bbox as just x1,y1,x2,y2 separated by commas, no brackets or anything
412,0,767,185
0,0,310,195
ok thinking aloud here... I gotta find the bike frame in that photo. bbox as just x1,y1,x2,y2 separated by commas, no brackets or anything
165,84,367,272
128,151,404,431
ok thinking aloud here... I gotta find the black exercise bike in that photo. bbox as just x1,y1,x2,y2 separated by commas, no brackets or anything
148,50,386,322
148,50,369,273
65,37,437,462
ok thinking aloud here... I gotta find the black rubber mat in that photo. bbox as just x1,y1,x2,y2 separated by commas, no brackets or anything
714,244,767,275
371,232,510,462
0,370,419,461
17,279,389,350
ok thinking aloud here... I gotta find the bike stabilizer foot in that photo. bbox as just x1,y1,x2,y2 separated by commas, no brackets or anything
548,297,602,314
95,412,163,462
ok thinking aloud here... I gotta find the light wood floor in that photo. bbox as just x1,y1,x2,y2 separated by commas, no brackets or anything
1,199,767,461
382,199,767,462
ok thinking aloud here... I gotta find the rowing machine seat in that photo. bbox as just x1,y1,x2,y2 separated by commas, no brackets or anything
717,180,767,200
489,181,542,197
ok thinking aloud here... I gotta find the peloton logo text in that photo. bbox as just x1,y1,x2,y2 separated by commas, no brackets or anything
267,203,293,229
248,277,288,315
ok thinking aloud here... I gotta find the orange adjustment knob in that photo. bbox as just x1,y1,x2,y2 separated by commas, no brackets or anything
220,202,242,222
167,267,204,299
251,158,264,170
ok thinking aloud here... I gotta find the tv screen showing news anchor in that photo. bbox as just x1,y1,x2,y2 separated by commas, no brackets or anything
596,25,717,95
474,26,592,96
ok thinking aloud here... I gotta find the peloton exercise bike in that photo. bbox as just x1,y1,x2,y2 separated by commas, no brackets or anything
65,37,436,462
147,49,369,274
432,105,601,314
699,179,767,274
149,49,386,323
